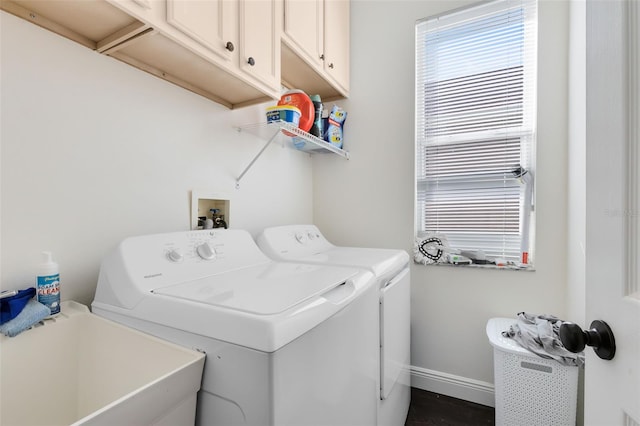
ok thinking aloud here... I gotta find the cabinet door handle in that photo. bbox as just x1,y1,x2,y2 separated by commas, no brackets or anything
225,41,235,52
320,54,325,60
248,57,255,66
328,63,334,69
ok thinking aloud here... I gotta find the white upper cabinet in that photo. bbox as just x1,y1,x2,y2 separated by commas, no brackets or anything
238,0,281,90
163,0,281,99
166,0,235,62
1,0,280,108
322,0,349,93
1,0,345,107
283,0,323,68
281,0,349,100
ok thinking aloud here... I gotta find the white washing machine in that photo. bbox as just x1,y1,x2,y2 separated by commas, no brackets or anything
256,225,411,426
91,229,379,426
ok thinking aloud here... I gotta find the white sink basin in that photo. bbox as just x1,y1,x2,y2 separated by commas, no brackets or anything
1,301,205,426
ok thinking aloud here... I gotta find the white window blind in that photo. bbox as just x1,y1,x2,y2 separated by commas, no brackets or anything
415,0,537,264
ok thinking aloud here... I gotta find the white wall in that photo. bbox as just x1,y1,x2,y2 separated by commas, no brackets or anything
0,11,313,306
313,0,570,405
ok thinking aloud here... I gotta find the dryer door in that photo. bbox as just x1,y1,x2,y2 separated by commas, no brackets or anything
380,267,411,399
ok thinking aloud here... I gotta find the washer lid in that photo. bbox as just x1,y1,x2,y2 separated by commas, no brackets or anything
299,247,408,278
153,262,359,315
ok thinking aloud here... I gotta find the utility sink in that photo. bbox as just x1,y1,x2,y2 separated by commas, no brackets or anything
0,301,205,426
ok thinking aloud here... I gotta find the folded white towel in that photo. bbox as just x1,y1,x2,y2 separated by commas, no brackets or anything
0,298,51,337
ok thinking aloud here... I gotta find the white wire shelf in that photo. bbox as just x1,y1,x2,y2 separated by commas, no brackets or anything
235,120,350,187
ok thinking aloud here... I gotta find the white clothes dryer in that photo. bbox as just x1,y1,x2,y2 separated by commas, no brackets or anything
256,225,411,426
91,229,378,426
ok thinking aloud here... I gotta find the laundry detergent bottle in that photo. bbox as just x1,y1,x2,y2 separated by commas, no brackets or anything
36,251,60,315
309,94,323,138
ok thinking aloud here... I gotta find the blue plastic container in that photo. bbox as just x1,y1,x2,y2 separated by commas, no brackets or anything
266,105,301,126
1,288,36,324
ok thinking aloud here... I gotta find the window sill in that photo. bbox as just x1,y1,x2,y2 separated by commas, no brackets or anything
420,262,535,272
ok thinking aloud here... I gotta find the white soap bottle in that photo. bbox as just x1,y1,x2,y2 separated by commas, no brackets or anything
36,251,60,315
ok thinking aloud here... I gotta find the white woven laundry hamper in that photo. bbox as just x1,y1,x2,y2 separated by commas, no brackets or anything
486,318,579,426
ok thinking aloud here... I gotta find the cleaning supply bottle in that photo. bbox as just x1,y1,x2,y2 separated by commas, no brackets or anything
36,251,60,316
325,105,347,148
309,94,323,138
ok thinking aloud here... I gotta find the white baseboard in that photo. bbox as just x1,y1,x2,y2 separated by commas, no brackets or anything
410,365,495,408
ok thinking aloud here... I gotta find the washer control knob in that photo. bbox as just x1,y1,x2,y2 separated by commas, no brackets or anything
307,232,316,240
196,243,217,260
167,249,184,263
295,232,308,244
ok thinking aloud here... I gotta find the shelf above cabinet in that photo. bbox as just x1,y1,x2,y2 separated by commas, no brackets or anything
235,120,349,187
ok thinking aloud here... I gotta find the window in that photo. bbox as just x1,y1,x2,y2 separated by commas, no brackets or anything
415,0,537,265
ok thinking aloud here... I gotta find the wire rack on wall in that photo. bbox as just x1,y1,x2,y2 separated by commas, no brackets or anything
234,120,349,188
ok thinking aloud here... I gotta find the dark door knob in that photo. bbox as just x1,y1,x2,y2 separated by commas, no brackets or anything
560,320,616,360
225,41,234,52
247,57,255,66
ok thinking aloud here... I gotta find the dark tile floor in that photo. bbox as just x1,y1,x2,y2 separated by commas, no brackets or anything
405,388,495,426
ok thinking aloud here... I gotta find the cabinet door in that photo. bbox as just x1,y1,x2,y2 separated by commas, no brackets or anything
239,0,281,89
283,0,323,67
166,0,236,61
109,0,156,19
323,0,349,92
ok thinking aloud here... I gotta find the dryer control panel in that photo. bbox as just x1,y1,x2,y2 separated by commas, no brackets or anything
256,225,334,259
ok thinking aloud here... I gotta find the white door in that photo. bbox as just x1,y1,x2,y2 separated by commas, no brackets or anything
585,0,640,424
